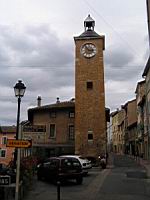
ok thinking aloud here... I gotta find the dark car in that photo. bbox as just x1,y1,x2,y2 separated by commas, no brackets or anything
37,157,83,184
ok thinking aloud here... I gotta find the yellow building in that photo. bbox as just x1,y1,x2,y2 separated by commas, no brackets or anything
111,111,119,153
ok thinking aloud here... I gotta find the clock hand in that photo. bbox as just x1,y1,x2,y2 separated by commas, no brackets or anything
86,46,93,51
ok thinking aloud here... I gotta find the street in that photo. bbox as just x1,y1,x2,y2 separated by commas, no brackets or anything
24,154,150,200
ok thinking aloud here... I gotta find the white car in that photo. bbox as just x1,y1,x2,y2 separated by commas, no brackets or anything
60,155,92,174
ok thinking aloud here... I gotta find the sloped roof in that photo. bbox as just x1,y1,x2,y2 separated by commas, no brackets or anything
110,110,118,117
135,79,145,94
28,101,75,112
79,30,101,38
0,126,16,133
143,56,150,77
28,101,75,122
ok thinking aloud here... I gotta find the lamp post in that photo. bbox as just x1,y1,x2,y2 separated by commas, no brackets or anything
14,80,26,166
14,80,26,200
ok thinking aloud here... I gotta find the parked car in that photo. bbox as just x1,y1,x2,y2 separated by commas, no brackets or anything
37,157,83,184
85,156,98,167
60,155,92,175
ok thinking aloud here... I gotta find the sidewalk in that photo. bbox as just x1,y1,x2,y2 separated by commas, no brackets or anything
110,153,150,178
138,158,150,178
107,152,114,169
128,155,150,178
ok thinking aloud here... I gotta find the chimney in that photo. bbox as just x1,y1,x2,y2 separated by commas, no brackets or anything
56,97,60,103
37,96,42,107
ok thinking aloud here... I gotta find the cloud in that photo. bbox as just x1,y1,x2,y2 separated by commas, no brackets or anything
104,41,146,83
105,46,134,68
0,18,147,124
0,24,75,124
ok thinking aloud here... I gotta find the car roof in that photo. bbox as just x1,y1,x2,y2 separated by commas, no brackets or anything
60,155,87,158
46,156,78,160
46,157,64,160
60,155,79,158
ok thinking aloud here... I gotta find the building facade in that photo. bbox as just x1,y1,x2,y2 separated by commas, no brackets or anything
143,57,150,159
111,111,119,153
122,99,137,155
111,109,125,154
0,126,16,165
22,99,75,159
22,97,110,159
117,109,126,154
135,80,147,158
74,15,106,157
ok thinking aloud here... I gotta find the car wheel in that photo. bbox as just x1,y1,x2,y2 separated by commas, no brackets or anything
76,176,83,184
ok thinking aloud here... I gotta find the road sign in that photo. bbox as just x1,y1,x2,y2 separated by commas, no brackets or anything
6,139,32,148
0,175,11,185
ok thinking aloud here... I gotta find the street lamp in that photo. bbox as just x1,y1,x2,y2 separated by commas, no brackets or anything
14,80,26,200
14,80,26,165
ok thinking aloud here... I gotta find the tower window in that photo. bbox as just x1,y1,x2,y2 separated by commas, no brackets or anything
88,133,93,140
88,130,93,141
87,81,93,90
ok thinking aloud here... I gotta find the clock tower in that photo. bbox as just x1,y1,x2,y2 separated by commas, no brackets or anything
74,15,106,157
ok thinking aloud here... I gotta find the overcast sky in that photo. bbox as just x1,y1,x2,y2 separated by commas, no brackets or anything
0,0,149,125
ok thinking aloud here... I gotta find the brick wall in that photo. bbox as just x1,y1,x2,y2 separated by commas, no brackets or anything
75,37,106,157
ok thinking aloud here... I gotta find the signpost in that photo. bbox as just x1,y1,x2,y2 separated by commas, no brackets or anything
6,138,32,200
6,139,32,148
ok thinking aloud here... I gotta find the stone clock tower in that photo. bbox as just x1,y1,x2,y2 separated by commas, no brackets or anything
74,15,106,157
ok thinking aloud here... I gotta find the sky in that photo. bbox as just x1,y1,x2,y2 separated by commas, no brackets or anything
0,0,149,125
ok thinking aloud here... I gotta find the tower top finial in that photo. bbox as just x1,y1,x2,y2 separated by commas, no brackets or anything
84,14,95,31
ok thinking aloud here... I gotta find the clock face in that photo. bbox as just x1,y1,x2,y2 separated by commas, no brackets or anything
80,43,97,58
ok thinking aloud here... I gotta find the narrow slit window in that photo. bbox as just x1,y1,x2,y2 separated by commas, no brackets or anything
87,81,93,90
88,133,93,140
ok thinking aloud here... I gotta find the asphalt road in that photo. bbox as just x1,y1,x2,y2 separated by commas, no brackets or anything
97,154,150,200
24,154,150,200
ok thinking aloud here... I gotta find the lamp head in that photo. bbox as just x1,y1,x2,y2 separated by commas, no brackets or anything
14,80,26,97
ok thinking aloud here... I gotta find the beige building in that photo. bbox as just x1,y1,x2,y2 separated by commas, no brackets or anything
111,111,119,153
74,15,106,157
117,109,126,154
111,109,125,154
135,80,146,158
122,99,137,155
143,57,150,159
22,98,75,159
22,96,110,159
